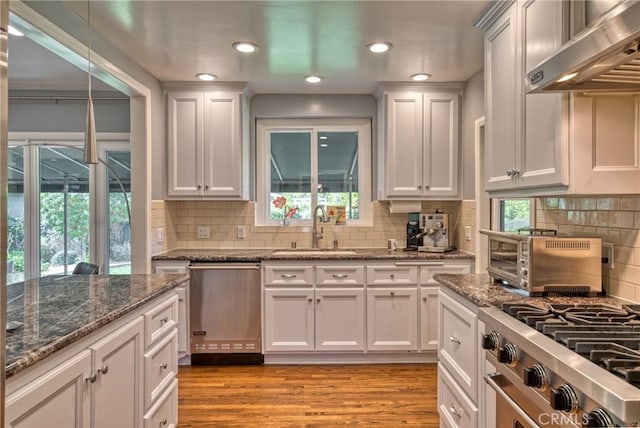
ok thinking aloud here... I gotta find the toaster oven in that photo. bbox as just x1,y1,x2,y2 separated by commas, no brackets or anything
480,229,602,296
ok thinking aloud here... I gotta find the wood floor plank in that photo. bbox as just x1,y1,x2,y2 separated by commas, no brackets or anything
177,363,438,427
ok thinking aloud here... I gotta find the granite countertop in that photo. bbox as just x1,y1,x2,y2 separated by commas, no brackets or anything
153,248,475,262
5,274,188,378
434,273,633,308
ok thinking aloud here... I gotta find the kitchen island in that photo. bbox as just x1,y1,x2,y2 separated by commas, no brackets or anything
5,273,188,427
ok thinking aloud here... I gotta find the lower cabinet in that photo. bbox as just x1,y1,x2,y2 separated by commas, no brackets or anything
6,292,180,428
153,260,190,359
144,378,178,428
263,287,365,352
366,287,418,351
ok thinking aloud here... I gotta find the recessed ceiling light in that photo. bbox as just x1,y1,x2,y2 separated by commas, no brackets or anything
367,42,392,53
196,73,217,81
305,75,323,84
320,143,329,148
410,73,431,81
556,72,577,83
8,25,24,37
232,41,259,53
319,136,328,140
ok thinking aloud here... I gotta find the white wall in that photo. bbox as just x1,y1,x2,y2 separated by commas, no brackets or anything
461,69,484,199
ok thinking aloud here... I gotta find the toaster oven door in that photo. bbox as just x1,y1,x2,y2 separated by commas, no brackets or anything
487,236,521,286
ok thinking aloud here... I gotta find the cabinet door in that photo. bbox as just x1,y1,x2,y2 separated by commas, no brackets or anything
485,5,518,191
202,91,244,198
167,91,204,196
264,289,314,352
366,288,418,351
419,286,439,351
519,0,568,189
423,93,459,197
384,92,423,197
176,284,190,358
5,351,92,428
315,288,365,351
91,317,144,428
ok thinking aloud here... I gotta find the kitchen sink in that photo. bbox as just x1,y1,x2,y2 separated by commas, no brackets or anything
271,250,358,256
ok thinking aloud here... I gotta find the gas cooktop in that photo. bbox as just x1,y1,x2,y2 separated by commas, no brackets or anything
502,303,640,388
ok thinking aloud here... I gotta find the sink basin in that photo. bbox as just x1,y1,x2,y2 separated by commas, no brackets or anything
272,250,358,256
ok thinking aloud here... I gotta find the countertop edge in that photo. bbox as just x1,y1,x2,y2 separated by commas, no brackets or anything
6,275,188,379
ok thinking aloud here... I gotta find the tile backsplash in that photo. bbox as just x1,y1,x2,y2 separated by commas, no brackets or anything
536,195,640,302
152,200,471,253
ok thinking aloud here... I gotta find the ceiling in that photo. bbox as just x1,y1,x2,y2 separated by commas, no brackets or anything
9,1,489,94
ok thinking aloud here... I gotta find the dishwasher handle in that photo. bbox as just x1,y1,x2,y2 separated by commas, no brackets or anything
189,263,260,270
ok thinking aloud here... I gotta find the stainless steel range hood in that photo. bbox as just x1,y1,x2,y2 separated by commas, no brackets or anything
527,1,640,93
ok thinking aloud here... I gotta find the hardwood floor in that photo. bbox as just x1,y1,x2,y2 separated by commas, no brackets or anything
177,363,439,427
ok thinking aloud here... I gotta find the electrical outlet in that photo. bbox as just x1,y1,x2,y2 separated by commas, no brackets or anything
237,225,246,239
156,228,164,244
196,226,210,239
602,242,614,269
464,226,472,241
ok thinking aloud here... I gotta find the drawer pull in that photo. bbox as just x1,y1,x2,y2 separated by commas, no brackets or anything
449,403,462,418
316,298,321,303
160,362,168,370
98,364,109,375
86,373,97,383
160,418,168,426
422,297,427,302
390,291,395,296
449,336,462,344
390,274,395,280
308,297,313,303
160,316,169,324
281,274,297,279
332,274,348,279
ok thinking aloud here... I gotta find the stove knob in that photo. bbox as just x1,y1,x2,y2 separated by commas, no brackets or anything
497,343,517,366
550,384,579,413
584,408,615,428
523,364,548,390
481,332,499,350
520,267,528,277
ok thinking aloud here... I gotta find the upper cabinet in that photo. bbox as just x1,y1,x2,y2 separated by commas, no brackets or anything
484,0,568,193
479,0,640,195
165,83,250,199
377,84,462,200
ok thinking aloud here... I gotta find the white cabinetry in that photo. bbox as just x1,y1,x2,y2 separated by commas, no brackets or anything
153,260,190,359
366,287,418,351
165,84,249,199
377,85,461,199
483,0,568,193
437,287,482,428
6,292,180,428
264,288,315,352
315,288,366,351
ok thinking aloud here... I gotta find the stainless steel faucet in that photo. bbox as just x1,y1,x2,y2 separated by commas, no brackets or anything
312,205,328,248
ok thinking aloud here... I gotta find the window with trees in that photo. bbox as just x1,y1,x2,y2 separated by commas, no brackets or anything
498,199,534,232
7,134,130,284
255,119,371,226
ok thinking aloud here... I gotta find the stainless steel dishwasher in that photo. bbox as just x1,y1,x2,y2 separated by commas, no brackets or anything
189,262,263,364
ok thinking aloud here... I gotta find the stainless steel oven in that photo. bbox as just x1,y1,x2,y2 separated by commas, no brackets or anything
479,304,640,428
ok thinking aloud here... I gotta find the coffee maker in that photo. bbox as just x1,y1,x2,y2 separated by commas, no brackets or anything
418,212,454,252
405,212,422,251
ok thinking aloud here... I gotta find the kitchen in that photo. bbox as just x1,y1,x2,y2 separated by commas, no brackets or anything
1,0,640,427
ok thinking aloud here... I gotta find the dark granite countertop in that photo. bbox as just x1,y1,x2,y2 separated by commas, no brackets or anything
153,248,475,262
434,273,635,309
6,274,188,378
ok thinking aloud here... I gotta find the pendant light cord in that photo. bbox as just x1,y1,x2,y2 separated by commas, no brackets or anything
87,0,92,98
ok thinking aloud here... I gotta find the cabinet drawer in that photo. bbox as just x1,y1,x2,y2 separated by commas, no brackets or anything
438,291,478,401
316,265,364,286
366,265,418,285
144,378,177,428
144,328,177,410
438,363,478,428
144,294,179,348
419,263,471,285
264,265,314,286
153,261,189,275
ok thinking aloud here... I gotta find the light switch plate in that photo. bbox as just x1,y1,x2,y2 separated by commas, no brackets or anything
156,228,164,244
196,226,210,239
464,226,472,241
237,225,246,239
601,242,614,269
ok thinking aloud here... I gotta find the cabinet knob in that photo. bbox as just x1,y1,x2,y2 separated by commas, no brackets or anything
99,364,109,375
418,185,422,189
308,297,313,303
197,184,202,189
86,373,98,383
513,169,520,176
425,184,430,190
390,291,395,296
205,184,210,190
449,403,462,418
160,418,168,426
506,169,513,177
161,362,168,370
422,296,427,302
390,273,395,280
449,336,462,345
160,316,169,324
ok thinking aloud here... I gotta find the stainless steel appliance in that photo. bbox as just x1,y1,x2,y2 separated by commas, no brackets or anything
480,229,602,296
527,1,640,93
405,212,422,251
480,303,640,427
418,212,455,253
189,262,262,364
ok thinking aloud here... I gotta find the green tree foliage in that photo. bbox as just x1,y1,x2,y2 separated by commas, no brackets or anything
502,199,531,232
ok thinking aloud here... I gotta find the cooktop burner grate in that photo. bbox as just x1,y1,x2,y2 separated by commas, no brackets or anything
502,303,640,387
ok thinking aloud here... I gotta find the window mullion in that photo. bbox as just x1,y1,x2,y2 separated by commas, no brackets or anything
25,144,39,280
310,129,318,210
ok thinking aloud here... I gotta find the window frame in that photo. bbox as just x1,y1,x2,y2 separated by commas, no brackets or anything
256,118,372,226
491,198,535,232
